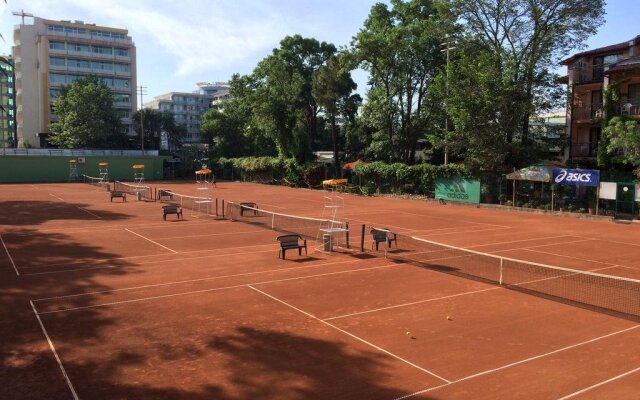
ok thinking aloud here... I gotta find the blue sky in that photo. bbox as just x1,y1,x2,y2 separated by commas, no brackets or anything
1,0,638,103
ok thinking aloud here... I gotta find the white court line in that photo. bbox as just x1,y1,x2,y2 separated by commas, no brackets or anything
393,325,640,399
152,229,265,240
324,287,498,321
0,233,19,276
466,235,580,249
36,263,399,314
422,226,511,237
74,206,101,219
395,209,512,229
490,239,593,254
34,258,368,301
49,193,65,201
248,285,451,384
30,184,39,189
124,228,178,254
525,247,631,268
30,301,79,400
20,244,281,276
18,219,225,235
557,366,640,399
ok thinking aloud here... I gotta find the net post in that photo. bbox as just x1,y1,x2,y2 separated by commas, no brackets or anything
499,257,504,285
215,198,218,217
222,200,225,219
345,222,350,249
360,224,365,252
271,213,275,230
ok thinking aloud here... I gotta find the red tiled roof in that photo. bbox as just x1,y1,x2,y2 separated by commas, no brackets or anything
560,35,640,65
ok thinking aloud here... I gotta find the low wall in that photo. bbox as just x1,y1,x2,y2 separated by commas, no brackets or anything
0,156,170,182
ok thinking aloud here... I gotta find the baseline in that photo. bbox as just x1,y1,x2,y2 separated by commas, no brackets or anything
557,366,640,400
0,233,19,276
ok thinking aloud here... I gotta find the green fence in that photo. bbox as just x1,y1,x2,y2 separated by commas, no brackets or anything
0,156,169,183
435,177,481,204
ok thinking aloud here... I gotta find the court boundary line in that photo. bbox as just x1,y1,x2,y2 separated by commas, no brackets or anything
124,228,178,254
466,235,582,249
19,244,281,276
394,209,511,229
10,219,225,235
524,247,637,269
248,285,452,384
392,324,640,399
33,258,374,302
49,193,65,201
149,228,266,240
324,287,498,320
30,301,79,400
35,263,400,314
557,366,640,399
0,233,19,276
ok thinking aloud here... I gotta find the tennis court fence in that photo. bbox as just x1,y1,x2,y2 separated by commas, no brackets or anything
359,226,640,321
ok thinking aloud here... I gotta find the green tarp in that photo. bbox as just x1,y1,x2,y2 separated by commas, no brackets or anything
435,177,481,204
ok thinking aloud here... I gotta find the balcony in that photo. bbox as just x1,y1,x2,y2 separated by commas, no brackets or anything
571,104,602,122
613,100,640,117
569,63,608,85
570,142,597,158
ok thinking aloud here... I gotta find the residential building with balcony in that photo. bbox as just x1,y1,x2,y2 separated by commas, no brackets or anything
143,82,230,145
0,55,17,149
561,35,640,161
12,17,137,148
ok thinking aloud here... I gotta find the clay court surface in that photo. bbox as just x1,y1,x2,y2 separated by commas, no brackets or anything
1,180,639,400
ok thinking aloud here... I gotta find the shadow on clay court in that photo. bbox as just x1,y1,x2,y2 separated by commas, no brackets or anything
0,200,129,225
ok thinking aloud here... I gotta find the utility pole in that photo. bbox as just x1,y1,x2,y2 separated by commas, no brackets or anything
12,10,34,25
137,85,147,152
440,38,455,165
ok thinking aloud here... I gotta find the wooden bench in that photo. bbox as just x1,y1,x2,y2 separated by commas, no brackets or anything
276,234,307,260
110,191,126,202
370,228,397,250
240,202,258,216
158,189,173,201
162,205,183,220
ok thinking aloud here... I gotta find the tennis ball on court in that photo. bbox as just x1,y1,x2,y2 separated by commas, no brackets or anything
446,316,453,321
406,331,411,336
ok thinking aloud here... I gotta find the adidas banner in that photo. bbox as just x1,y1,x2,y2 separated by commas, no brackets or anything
435,177,481,204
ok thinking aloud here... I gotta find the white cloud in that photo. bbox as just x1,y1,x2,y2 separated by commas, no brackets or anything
3,0,291,76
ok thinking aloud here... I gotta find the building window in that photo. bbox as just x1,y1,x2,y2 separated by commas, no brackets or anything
114,63,130,72
113,94,130,103
49,41,65,50
70,43,91,53
115,48,129,57
50,73,67,84
68,59,90,69
91,61,113,70
50,57,66,67
114,78,129,88
92,46,113,55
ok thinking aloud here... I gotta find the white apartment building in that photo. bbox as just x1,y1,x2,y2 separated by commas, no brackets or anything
13,17,137,148
144,82,230,144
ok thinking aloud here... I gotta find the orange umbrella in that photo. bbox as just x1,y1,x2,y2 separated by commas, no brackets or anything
342,160,367,170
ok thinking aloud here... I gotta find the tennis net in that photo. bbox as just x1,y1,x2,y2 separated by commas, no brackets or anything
113,181,153,201
226,201,349,243
82,174,110,190
362,226,640,321
158,190,216,216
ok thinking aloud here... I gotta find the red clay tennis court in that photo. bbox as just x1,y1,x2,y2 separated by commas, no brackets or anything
1,180,639,399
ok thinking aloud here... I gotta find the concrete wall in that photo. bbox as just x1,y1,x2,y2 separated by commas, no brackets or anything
0,156,169,182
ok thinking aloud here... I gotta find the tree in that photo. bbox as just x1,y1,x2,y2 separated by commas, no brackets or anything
133,109,187,151
312,53,359,174
201,107,246,158
353,0,453,164
455,0,605,164
604,117,640,177
49,76,125,148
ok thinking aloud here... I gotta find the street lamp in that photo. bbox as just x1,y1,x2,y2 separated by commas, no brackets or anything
440,37,455,165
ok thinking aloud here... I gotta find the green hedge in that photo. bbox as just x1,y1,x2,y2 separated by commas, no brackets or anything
353,162,471,195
